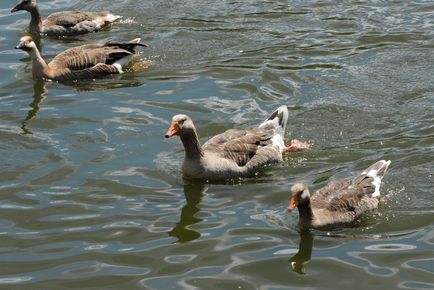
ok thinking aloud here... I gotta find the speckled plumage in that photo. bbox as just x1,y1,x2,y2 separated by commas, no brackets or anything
288,160,391,229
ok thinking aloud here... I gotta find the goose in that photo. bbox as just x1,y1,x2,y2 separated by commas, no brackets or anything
287,160,391,229
15,36,147,82
165,105,309,180
11,0,121,36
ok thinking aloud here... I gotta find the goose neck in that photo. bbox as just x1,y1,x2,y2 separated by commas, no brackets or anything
28,48,49,80
29,5,42,33
298,199,314,227
180,128,204,159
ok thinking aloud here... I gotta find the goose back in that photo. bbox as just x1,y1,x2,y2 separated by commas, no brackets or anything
48,40,147,81
49,45,131,69
43,11,120,36
203,127,277,167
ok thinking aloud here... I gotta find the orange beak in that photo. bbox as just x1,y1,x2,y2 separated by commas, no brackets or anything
165,122,180,138
287,195,299,212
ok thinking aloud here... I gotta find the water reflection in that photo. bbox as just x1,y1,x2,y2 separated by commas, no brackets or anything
289,230,313,274
64,76,146,92
287,229,428,276
168,182,206,243
2,0,433,288
21,79,46,134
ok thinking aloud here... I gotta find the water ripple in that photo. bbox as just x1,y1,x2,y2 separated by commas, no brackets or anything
0,0,433,289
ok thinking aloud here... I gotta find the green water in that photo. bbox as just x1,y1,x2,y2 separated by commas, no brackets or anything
0,0,433,289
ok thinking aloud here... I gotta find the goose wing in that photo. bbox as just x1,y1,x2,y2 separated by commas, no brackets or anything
60,63,121,80
203,128,276,166
44,11,99,27
43,11,120,35
49,45,132,71
324,187,379,221
314,174,377,213
312,177,353,202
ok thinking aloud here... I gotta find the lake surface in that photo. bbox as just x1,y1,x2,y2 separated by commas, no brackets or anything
0,0,433,289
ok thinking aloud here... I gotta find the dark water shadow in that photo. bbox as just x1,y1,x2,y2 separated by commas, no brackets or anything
65,77,145,92
21,79,46,134
167,182,206,243
288,230,313,274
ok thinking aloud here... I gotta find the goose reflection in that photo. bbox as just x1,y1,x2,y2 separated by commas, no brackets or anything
21,79,46,134
289,230,313,274
168,182,207,243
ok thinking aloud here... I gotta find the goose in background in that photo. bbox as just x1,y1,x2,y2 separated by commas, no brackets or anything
15,36,148,82
165,105,310,180
287,160,391,229
11,0,121,36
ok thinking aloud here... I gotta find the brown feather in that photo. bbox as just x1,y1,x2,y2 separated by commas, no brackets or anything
203,128,275,166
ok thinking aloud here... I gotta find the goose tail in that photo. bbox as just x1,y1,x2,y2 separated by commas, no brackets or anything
258,105,289,149
361,160,391,197
106,38,148,52
104,13,122,23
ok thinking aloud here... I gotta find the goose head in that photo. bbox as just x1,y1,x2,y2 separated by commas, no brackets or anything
165,114,196,139
11,0,35,13
15,36,37,53
288,183,311,212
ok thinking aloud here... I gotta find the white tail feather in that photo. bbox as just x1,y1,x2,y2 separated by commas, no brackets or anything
129,38,141,44
258,105,289,150
93,14,121,29
362,160,391,197
113,63,123,73
105,14,122,23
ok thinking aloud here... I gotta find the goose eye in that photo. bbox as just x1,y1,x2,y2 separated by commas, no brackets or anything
178,119,185,126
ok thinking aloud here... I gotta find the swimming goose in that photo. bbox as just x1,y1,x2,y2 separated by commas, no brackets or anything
165,105,309,180
15,36,147,82
11,0,121,36
287,160,391,229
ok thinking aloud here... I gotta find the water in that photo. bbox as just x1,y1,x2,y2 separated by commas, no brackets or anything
0,0,433,289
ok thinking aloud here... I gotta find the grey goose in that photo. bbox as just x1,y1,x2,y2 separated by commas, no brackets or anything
288,160,391,229
11,0,121,36
15,36,147,82
165,105,309,180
